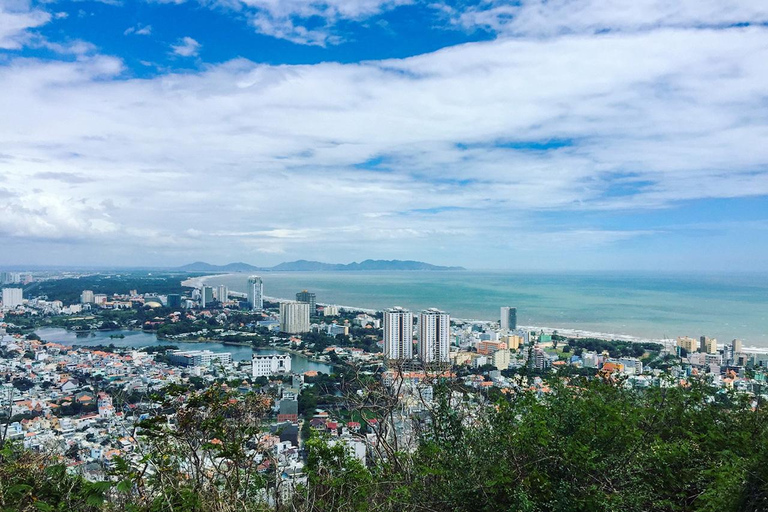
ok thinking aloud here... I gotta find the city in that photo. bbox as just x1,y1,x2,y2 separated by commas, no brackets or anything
2,271,767,508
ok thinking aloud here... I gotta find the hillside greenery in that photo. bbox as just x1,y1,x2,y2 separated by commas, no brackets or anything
1,377,766,511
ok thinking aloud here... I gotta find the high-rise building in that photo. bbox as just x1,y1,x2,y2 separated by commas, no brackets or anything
167,294,182,309
677,336,698,354
247,276,264,311
200,286,214,308
2,288,23,309
383,307,413,360
296,290,316,313
418,308,450,364
279,301,310,334
500,307,517,331
699,336,717,354
216,285,228,303
81,290,95,304
732,338,743,353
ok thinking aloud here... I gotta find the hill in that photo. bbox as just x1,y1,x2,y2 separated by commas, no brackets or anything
175,259,464,272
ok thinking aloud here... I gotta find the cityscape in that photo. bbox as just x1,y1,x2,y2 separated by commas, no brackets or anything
2,0,767,509
1,270,767,509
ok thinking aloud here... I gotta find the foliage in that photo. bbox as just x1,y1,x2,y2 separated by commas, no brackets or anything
2,377,767,512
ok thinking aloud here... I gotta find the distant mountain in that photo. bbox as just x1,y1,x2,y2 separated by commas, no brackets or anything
175,259,464,272
175,261,262,272
270,259,465,271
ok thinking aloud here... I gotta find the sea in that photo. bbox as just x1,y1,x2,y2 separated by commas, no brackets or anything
201,271,768,349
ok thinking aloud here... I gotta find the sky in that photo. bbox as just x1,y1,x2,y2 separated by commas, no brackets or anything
0,0,767,271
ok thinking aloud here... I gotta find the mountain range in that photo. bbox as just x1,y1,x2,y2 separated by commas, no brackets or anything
175,259,464,272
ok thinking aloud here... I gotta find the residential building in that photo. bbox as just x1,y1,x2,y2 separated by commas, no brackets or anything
700,336,717,354
677,336,698,354
477,340,506,355
504,334,524,350
383,307,413,360
326,324,349,337
279,301,310,334
492,349,511,371
500,306,517,331
323,305,340,316
168,350,232,367
200,286,214,308
417,308,450,364
80,290,95,304
248,276,264,311
252,354,292,377
216,285,228,302
2,288,23,309
296,290,316,312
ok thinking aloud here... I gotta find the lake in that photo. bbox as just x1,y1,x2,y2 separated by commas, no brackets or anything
34,327,334,374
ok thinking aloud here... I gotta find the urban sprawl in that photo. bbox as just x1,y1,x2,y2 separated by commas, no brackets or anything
1,271,767,502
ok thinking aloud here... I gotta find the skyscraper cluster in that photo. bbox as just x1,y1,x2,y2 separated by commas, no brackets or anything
384,306,450,363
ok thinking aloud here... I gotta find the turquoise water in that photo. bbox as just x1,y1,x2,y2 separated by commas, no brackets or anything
34,327,333,374
204,271,768,347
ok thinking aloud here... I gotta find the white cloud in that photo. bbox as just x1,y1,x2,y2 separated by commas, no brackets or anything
124,24,152,36
0,1,52,49
1,22,767,267
150,0,410,46
170,36,201,56
442,0,768,36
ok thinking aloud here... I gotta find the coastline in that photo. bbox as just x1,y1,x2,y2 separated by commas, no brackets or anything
193,273,768,355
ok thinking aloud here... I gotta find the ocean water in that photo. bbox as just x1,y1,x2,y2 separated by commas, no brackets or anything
203,271,768,347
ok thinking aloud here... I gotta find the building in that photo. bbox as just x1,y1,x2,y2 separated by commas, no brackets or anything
327,324,349,337
252,354,292,377
80,290,95,304
1,288,23,309
504,334,525,351
323,305,340,316
279,301,310,334
732,338,743,353
167,294,182,309
200,286,215,308
700,336,717,354
216,285,228,302
677,336,698,354
168,350,233,367
248,276,264,311
492,349,511,371
296,290,317,313
477,340,506,355
417,308,450,364
383,307,413,360
500,306,517,331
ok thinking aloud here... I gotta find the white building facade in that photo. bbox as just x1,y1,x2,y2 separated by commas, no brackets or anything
417,308,450,363
383,307,413,360
248,276,264,311
252,354,292,377
1,288,23,309
279,301,310,334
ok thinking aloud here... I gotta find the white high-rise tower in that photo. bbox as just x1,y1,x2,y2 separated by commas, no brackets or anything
418,308,450,364
383,307,413,360
247,276,263,311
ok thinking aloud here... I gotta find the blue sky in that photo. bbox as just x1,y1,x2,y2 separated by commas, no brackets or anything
1,0,767,270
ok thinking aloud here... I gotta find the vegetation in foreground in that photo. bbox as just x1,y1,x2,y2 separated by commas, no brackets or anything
1,377,766,512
